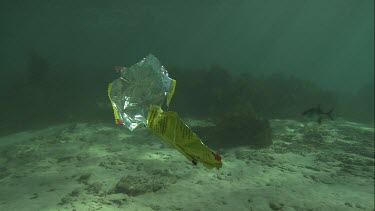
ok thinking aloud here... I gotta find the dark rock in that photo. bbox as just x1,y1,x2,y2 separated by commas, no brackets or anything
77,173,92,184
114,176,151,196
195,110,272,149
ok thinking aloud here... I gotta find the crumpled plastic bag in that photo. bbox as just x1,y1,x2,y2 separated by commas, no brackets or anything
108,54,222,169
108,54,175,131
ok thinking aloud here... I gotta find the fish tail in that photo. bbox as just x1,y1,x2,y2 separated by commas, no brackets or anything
326,108,334,120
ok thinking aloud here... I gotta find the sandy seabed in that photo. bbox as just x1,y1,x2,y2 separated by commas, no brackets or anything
0,119,373,211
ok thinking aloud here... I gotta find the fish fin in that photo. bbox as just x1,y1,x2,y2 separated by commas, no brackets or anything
326,108,334,120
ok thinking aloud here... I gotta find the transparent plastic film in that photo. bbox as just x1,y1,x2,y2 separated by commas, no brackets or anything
107,54,175,131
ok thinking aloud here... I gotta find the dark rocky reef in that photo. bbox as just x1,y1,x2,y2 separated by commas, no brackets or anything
340,81,374,124
195,107,273,149
170,66,339,121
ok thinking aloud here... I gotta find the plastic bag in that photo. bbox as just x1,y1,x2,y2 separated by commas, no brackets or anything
108,54,175,131
108,54,222,169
